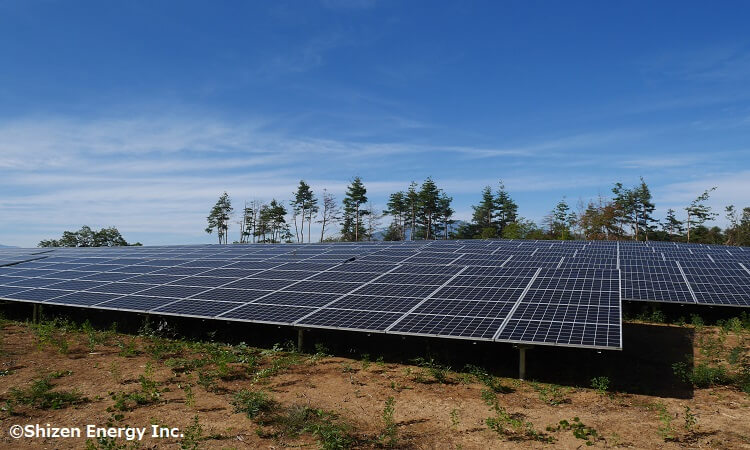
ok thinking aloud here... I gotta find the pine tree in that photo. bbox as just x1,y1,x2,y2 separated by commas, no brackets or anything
341,177,369,241
385,191,408,241
685,187,717,242
547,197,575,240
494,180,518,236
661,208,684,239
472,186,495,232
417,177,441,239
635,177,657,241
206,192,233,244
438,192,454,239
291,180,317,243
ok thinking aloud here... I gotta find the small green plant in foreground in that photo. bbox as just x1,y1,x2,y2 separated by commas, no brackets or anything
232,390,275,419
590,376,610,395
380,396,398,447
482,389,552,442
9,371,87,410
180,415,203,450
547,417,599,446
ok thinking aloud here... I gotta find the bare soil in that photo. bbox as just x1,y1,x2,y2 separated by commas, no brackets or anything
0,320,749,449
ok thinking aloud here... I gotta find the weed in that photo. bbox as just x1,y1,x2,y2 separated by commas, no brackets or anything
464,364,512,393
360,353,371,370
306,414,355,450
138,362,161,402
683,405,697,433
232,390,275,420
32,318,74,353
532,382,570,406
180,415,203,450
657,404,675,441
690,314,704,329
389,381,411,392
82,320,107,352
341,362,356,373
482,389,552,442
380,396,398,447
10,371,87,409
197,372,218,392
109,362,122,384
637,305,666,323
413,357,451,384
138,317,176,339
116,337,139,357
109,391,152,411
270,405,355,449
450,408,461,428
256,353,301,381
314,342,330,356
182,383,195,407
548,417,599,445
590,376,610,395
85,436,139,450
672,361,729,388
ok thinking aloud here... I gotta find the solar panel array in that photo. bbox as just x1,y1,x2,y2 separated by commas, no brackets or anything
0,240,748,351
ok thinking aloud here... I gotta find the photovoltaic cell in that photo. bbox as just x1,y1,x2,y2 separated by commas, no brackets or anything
2,240,749,351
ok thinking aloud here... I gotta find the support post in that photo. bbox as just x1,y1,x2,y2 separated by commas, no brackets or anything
32,303,40,324
297,329,304,353
518,345,533,380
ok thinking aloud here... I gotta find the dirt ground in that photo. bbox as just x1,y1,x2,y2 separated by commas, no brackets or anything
0,318,749,449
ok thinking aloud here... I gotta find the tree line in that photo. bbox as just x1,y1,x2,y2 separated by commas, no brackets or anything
38,226,141,247
209,176,750,246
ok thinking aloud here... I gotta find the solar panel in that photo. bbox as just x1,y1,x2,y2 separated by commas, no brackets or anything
1,240,749,351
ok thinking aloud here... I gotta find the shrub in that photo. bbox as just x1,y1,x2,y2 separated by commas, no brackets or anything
232,390,274,420
590,376,610,395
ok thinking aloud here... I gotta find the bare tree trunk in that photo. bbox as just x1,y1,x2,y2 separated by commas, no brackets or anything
300,206,306,243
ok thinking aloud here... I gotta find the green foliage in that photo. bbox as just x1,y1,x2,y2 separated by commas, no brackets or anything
547,417,599,445
197,371,218,392
180,415,203,450
10,371,86,410
341,177,369,241
181,383,195,407
672,361,729,388
306,416,355,450
379,396,398,447
205,191,233,244
39,225,139,248
656,404,675,441
683,406,697,433
85,436,139,450
412,357,451,384
450,408,461,428
32,317,74,353
590,376,610,395
232,390,275,419
464,364,512,393
482,389,552,442
116,337,139,357
532,382,570,406
631,305,666,323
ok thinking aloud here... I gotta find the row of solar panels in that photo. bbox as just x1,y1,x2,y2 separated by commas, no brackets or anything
0,240,748,351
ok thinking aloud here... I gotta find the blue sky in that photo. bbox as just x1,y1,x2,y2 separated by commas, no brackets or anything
1,1,749,247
